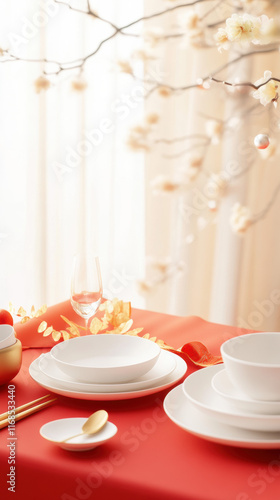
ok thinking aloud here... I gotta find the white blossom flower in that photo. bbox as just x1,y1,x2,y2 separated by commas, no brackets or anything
34,76,51,93
132,49,155,62
127,135,149,151
137,280,154,295
215,28,230,51
205,120,223,144
230,203,252,234
258,15,278,42
152,258,172,274
215,13,274,50
157,86,172,97
71,77,87,91
187,155,203,169
143,27,164,48
145,113,160,125
130,125,150,136
151,175,188,195
179,10,203,38
180,155,203,181
226,13,261,42
252,70,278,107
127,124,151,151
117,60,133,75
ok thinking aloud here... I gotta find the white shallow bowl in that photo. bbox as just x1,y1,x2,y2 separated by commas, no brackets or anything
183,365,280,432
221,332,280,401
0,325,16,350
39,350,176,392
50,334,161,384
212,368,280,415
40,418,118,451
29,351,187,401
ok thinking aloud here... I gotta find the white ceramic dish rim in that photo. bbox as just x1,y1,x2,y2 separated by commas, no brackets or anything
221,332,280,368
40,418,117,450
29,351,187,400
38,349,176,392
182,364,280,430
50,333,161,370
211,368,280,412
164,384,280,448
0,325,16,349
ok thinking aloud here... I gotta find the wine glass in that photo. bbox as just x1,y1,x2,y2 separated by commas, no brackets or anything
70,253,103,333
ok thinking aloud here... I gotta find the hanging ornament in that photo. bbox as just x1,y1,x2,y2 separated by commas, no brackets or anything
254,134,270,150
208,200,217,211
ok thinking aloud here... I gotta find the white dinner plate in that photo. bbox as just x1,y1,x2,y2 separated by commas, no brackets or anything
38,349,176,393
29,351,187,400
212,368,280,415
40,418,117,452
182,365,280,432
164,384,280,449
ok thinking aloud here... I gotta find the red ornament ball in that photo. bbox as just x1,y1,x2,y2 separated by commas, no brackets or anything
0,309,13,325
254,134,270,150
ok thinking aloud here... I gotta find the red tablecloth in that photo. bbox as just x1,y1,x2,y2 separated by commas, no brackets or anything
1,302,279,500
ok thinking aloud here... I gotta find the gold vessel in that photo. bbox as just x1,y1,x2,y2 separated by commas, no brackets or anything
0,339,22,385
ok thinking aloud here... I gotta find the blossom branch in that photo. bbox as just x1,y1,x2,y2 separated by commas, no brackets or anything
210,75,280,91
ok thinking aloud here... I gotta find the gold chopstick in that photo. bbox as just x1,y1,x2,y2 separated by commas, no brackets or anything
0,395,57,430
0,394,52,422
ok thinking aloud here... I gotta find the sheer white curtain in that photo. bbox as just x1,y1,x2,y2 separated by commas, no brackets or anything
0,0,146,311
2,1,280,333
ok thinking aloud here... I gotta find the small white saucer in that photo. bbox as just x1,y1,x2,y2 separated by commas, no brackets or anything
182,365,280,432
212,368,280,415
40,418,118,451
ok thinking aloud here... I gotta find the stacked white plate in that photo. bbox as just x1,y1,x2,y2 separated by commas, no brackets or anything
163,364,280,449
29,334,187,401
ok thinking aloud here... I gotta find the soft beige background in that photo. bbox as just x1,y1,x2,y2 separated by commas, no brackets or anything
1,1,280,332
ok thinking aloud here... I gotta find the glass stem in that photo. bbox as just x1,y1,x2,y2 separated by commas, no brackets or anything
85,317,89,334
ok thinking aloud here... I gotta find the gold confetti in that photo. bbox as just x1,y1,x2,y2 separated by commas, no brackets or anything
89,317,104,335
38,321,48,333
68,325,80,337
35,304,47,317
9,302,15,314
62,330,70,341
123,328,143,336
116,319,133,334
43,326,53,337
17,306,27,317
52,330,61,342
21,316,31,324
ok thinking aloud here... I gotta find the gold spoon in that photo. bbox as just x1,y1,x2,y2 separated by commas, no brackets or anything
62,410,108,443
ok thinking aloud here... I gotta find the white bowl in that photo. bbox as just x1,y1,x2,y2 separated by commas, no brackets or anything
50,334,161,384
40,418,117,451
212,368,280,415
0,325,16,350
221,332,280,401
39,350,176,392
